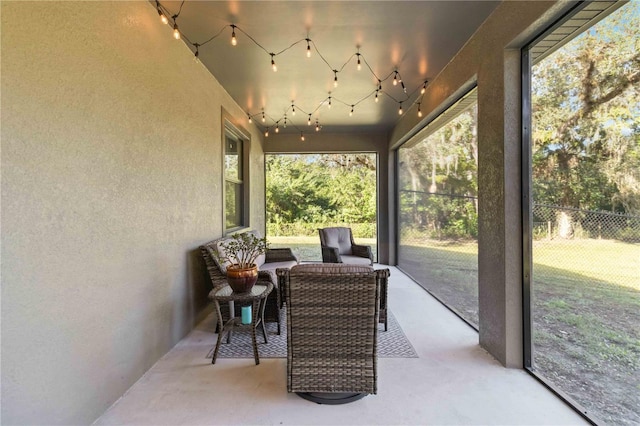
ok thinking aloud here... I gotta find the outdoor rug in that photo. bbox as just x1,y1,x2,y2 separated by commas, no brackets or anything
206,311,418,359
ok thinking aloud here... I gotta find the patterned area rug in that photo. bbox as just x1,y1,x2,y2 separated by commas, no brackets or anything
206,311,418,359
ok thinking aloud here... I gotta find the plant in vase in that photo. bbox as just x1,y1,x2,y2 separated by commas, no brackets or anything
216,233,269,293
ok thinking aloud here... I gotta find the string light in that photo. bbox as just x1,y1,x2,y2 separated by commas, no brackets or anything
173,22,181,40
230,24,237,46
157,4,169,25
301,133,305,141
153,2,431,133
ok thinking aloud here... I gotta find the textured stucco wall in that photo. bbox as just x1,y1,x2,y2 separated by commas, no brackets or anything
1,1,264,424
389,1,574,367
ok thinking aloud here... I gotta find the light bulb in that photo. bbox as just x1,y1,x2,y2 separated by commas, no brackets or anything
262,111,265,122
350,105,354,116
265,130,269,137
306,39,311,58
158,10,168,25
418,108,423,118
301,133,305,141
401,81,406,93
357,54,361,71
421,82,427,95
375,91,379,103
333,70,338,88
231,25,237,46
173,23,180,40
398,104,403,115
328,97,332,109
275,125,280,133
315,120,320,132
378,81,382,91
308,115,312,126
284,116,287,128
393,73,398,86
291,103,296,116
271,55,277,72
248,115,252,123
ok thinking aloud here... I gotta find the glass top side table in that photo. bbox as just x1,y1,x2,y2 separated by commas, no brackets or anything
209,282,274,365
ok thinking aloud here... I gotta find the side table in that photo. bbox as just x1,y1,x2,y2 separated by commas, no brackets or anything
209,282,273,365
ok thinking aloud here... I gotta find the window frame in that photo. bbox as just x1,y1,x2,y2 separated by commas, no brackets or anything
521,2,626,424
222,114,251,235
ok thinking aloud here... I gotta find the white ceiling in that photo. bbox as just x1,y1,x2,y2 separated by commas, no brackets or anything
156,1,500,135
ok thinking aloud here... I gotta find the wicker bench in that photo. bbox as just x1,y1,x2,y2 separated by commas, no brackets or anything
200,230,299,334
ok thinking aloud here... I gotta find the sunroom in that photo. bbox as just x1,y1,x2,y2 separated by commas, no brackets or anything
2,1,638,425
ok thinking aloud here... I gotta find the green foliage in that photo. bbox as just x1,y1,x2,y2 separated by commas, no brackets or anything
216,233,269,269
532,2,640,213
266,154,377,236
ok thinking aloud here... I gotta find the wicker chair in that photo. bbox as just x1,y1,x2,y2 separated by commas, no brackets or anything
200,231,298,334
277,264,388,404
318,227,373,265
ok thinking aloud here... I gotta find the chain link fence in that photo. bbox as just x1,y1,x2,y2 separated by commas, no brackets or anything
533,204,640,242
397,191,640,328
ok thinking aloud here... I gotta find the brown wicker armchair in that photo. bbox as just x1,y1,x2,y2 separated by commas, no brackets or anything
277,264,388,404
200,231,299,334
318,227,373,265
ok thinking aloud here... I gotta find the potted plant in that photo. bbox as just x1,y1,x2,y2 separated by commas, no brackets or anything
216,232,269,293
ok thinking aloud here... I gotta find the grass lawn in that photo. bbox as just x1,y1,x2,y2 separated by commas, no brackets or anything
271,235,639,423
396,237,639,426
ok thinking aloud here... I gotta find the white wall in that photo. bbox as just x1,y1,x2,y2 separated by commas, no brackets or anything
1,1,264,424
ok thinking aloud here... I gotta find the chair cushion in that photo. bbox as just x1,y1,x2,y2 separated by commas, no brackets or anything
260,260,298,272
340,255,374,265
291,263,373,275
322,227,353,255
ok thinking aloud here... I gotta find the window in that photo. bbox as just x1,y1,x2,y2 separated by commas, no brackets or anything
397,88,479,327
524,2,639,424
224,127,248,231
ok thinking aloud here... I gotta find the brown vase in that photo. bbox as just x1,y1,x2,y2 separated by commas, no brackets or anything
226,264,258,293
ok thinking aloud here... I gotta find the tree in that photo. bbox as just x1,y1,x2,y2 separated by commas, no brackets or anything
531,1,640,213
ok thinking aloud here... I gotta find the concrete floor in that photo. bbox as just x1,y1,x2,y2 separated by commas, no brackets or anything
95,266,587,425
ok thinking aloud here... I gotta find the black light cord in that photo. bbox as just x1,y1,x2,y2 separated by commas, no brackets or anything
155,0,430,136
